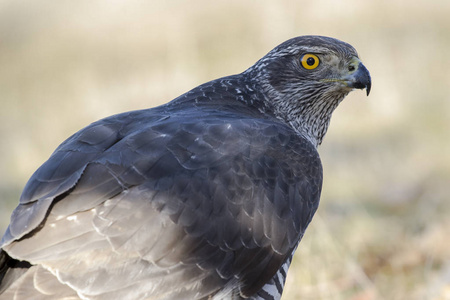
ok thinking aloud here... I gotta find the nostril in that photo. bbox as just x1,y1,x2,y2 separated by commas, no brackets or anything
348,65,356,72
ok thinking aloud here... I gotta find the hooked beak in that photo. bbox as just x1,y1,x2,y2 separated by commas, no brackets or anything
346,62,372,96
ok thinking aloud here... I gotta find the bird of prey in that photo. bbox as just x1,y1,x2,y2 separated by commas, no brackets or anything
0,35,371,300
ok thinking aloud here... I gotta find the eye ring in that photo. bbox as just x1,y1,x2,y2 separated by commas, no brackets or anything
300,54,320,70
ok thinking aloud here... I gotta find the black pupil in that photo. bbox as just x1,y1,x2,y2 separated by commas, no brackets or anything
306,57,316,66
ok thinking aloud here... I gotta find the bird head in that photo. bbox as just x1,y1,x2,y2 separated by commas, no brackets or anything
247,35,371,147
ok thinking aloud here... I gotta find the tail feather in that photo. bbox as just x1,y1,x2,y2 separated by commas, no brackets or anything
0,249,32,294
1,250,80,299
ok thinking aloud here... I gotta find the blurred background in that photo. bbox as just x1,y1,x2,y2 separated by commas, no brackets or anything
0,0,449,299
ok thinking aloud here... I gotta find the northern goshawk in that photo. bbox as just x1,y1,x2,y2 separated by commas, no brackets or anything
0,35,371,300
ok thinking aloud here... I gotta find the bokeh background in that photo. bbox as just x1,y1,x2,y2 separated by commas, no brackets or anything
1,0,449,299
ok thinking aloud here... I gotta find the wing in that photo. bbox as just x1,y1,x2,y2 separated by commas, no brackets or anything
1,105,322,299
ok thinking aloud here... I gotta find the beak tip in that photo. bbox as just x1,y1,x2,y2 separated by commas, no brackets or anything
366,84,371,96
358,62,371,97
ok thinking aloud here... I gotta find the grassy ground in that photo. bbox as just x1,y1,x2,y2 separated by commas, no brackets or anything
0,1,449,299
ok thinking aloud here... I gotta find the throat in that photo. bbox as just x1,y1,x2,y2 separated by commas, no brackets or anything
275,91,348,147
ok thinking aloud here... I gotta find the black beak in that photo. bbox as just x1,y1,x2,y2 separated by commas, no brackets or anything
349,62,371,96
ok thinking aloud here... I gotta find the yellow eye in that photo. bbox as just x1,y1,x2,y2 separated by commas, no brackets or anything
300,54,320,70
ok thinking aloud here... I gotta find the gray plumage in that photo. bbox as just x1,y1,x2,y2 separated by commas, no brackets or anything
0,35,371,300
